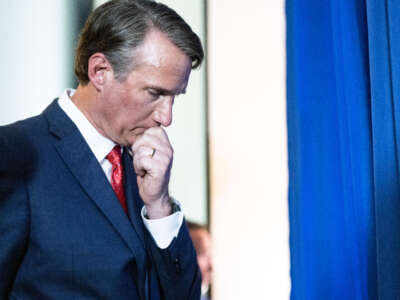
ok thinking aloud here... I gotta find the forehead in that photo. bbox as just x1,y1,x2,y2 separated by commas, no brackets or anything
136,29,191,73
130,29,192,92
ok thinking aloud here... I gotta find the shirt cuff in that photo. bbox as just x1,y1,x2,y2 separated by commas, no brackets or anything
141,201,183,249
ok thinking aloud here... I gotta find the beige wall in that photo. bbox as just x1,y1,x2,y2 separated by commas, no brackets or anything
208,0,290,298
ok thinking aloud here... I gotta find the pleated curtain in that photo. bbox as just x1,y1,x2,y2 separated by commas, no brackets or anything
286,1,400,299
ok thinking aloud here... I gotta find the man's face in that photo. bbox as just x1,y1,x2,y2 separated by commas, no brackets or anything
94,29,192,146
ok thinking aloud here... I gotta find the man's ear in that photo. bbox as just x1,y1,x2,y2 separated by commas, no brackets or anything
87,53,113,91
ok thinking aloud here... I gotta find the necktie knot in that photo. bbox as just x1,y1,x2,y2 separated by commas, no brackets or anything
106,145,122,166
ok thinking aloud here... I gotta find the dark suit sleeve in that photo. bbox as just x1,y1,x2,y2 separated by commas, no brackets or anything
145,220,201,300
0,125,32,298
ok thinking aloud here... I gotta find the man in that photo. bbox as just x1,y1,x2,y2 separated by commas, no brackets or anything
0,0,203,299
187,222,213,300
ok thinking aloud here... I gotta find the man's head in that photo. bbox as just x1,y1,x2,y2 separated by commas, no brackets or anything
187,222,213,294
72,0,204,146
75,0,203,85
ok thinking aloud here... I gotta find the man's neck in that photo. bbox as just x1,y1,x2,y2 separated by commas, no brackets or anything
71,84,108,140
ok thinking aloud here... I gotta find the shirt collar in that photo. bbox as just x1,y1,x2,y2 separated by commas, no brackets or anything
58,88,116,163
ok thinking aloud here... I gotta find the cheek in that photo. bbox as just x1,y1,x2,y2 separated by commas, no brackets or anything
129,105,155,123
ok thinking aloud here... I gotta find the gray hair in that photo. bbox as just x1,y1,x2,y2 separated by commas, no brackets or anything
75,0,204,85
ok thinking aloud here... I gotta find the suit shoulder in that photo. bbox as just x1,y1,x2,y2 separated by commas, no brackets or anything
1,113,47,135
0,115,45,174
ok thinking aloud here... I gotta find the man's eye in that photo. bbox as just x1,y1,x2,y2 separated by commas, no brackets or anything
148,90,160,99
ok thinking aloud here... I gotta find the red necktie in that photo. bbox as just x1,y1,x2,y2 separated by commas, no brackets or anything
106,145,128,214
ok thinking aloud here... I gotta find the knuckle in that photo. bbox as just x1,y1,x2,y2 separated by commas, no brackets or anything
163,148,173,160
149,126,161,134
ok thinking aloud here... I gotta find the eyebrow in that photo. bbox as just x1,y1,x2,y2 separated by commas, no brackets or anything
148,86,186,96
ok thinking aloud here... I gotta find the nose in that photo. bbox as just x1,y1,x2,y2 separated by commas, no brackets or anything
153,96,173,127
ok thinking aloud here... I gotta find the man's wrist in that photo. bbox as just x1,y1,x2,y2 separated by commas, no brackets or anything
141,197,183,248
145,196,180,219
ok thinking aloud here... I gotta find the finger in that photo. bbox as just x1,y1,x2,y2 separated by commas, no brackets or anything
133,154,163,178
145,127,171,144
131,133,172,158
132,135,170,156
133,146,172,169
135,145,155,158
132,127,170,149
128,146,155,158
133,152,151,177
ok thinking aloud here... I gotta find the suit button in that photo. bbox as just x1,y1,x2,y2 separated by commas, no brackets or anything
174,257,181,274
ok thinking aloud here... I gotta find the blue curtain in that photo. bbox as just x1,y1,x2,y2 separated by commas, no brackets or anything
286,1,400,299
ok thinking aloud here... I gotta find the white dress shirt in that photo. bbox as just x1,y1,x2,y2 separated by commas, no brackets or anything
58,89,183,249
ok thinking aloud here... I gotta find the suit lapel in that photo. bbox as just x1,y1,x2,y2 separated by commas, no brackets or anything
122,150,152,300
43,101,146,262
123,149,146,246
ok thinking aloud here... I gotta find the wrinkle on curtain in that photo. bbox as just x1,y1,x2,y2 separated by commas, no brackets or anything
287,0,400,299
367,1,400,298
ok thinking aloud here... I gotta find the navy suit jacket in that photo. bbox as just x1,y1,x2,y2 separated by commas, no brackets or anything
0,100,201,300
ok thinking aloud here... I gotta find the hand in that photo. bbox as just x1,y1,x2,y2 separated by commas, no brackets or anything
131,127,173,219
